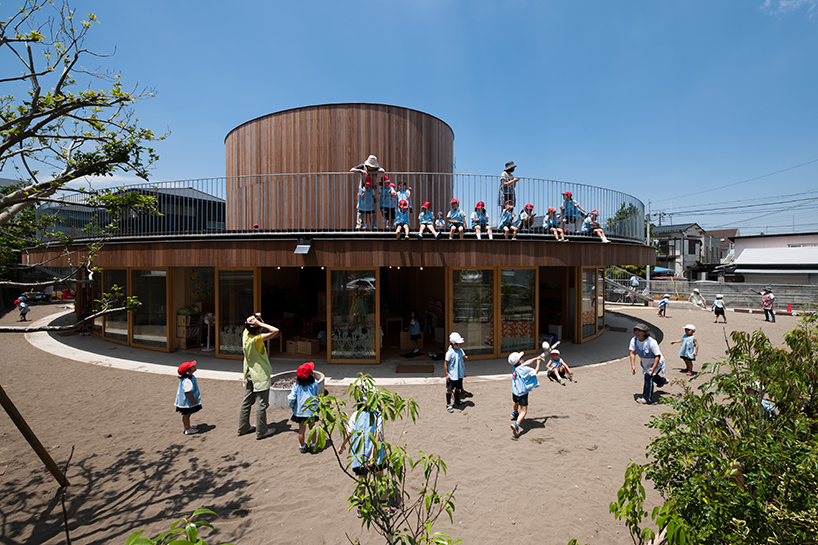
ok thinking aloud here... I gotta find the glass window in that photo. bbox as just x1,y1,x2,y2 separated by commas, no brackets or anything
92,272,102,335
581,268,597,340
329,270,377,360
132,269,168,348
103,269,128,342
597,268,605,331
452,269,494,356
218,270,255,355
500,269,536,353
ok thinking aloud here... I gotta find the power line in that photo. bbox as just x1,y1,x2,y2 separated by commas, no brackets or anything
657,189,817,213
652,158,818,203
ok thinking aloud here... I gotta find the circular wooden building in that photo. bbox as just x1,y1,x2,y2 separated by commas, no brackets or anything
223,104,455,231
225,103,454,175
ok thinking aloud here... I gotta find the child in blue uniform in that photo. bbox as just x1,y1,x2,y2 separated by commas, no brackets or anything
407,309,422,353
579,210,611,243
544,206,566,241
444,332,468,412
669,324,698,376
435,212,446,232
417,201,440,239
394,199,410,239
15,298,30,321
288,362,321,453
545,349,574,385
338,391,389,517
560,190,587,232
391,180,412,214
175,360,202,435
447,199,465,240
497,200,518,240
509,351,542,438
712,294,727,323
379,178,396,229
356,180,377,230
470,201,493,240
519,203,536,231
657,294,670,318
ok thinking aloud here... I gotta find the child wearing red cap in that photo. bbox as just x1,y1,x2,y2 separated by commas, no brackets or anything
519,203,536,232
580,210,611,243
394,199,411,239
560,191,587,233
497,200,518,240
417,202,440,239
288,362,321,453
356,180,377,230
175,361,202,435
379,177,396,229
470,201,493,240
447,199,465,239
544,207,566,241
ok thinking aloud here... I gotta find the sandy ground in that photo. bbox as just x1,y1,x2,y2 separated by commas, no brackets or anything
0,303,797,545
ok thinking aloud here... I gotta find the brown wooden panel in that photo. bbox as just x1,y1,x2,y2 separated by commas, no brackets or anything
43,240,654,271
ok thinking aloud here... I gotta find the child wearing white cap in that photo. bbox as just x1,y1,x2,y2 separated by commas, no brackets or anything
509,351,543,438
657,294,670,318
444,332,468,413
712,294,727,323
670,324,698,376
546,349,574,385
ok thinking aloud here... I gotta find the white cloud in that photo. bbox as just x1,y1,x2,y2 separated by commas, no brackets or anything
761,0,817,15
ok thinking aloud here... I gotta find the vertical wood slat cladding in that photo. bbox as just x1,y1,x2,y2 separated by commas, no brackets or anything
224,104,455,231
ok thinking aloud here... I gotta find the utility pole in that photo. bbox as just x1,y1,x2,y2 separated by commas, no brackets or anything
646,200,651,295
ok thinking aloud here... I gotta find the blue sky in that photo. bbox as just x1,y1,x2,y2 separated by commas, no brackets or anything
8,0,818,235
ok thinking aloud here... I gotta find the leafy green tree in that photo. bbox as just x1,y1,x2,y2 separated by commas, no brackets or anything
0,0,162,323
126,509,233,545
611,316,818,544
310,374,460,545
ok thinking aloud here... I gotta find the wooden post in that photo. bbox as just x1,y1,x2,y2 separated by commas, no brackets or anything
0,383,69,486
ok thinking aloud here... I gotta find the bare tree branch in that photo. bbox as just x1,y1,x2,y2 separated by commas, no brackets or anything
0,303,138,333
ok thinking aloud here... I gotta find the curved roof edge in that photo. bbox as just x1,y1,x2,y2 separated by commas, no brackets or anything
224,102,455,144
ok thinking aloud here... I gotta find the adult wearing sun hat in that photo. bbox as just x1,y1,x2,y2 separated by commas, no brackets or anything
237,313,280,439
351,155,386,229
688,288,707,310
629,323,668,405
498,161,520,209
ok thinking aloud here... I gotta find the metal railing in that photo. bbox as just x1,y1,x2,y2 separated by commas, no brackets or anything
44,173,647,243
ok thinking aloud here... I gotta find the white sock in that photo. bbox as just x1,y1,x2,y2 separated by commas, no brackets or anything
477,232,482,240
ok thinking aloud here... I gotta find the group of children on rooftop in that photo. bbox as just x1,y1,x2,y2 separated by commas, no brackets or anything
351,155,611,242
355,188,612,242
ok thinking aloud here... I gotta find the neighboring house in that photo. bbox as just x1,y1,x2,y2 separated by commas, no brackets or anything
707,228,740,263
37,186,226,238
652,223,718,278
730,232,818,284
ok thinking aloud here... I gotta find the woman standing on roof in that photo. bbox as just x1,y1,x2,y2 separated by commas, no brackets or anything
498,161,519,209
351,155,386,229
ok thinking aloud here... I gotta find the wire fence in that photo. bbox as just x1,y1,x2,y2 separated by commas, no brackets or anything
40,173,647,243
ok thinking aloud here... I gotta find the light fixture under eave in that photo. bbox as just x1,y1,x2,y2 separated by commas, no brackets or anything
294,239,311,254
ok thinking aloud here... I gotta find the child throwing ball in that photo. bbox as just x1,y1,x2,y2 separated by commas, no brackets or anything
509,351,542,438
